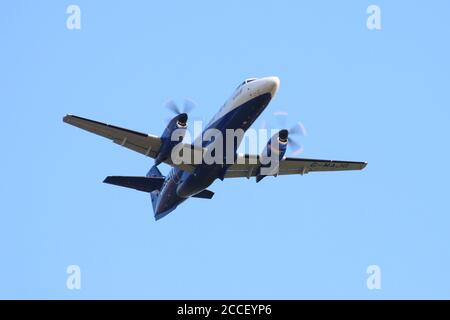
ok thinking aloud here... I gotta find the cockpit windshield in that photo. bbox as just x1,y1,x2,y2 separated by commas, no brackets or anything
236,78,257,89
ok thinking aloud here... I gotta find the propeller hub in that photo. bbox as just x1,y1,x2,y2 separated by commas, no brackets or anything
177,113,188,127
278,129,288,143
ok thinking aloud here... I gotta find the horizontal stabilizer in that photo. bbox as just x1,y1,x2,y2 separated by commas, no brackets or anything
192,189,214,199
103,176,165,193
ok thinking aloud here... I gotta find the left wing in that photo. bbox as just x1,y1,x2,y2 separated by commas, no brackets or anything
63,114,197,172
224,154,367,178
63,114,162,157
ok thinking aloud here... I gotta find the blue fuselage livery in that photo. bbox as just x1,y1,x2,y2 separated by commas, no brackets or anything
150,77,280,219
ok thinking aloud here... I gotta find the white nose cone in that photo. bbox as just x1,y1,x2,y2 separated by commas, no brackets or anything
263,76,280,97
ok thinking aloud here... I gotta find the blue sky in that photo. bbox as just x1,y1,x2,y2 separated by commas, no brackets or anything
1,0,450,299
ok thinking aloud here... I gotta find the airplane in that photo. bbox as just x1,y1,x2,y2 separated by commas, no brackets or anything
63,76,367,220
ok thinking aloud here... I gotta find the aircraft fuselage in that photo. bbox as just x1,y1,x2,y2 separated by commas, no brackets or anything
152,77,280,220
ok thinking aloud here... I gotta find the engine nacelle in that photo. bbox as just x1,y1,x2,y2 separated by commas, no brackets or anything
154,113,188,166
256,129,288,182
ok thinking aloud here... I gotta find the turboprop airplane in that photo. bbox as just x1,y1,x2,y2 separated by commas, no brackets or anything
63,76,367,220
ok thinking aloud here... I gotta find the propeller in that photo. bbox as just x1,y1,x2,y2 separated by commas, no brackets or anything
163,98,204,141
164,98,197,115
163,98,198,129
264,110,308,156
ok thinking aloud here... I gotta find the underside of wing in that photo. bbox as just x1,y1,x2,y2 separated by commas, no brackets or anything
63,114,196,172
224,154,367,178
277,157,367,174
64,114,161,156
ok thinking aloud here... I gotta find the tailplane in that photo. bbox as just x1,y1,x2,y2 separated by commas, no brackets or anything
103,176,164,192
103,166,166,213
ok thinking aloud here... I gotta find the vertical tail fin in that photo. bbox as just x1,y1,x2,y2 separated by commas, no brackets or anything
147,165,163,178
147,166,164,213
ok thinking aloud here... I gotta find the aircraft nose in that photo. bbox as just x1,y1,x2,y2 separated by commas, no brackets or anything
262,76,280,97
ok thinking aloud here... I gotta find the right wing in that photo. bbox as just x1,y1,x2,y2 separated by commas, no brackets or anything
224,154,367,178
63,114,196,172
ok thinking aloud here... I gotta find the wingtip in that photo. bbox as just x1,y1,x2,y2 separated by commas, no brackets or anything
62,114,72,123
